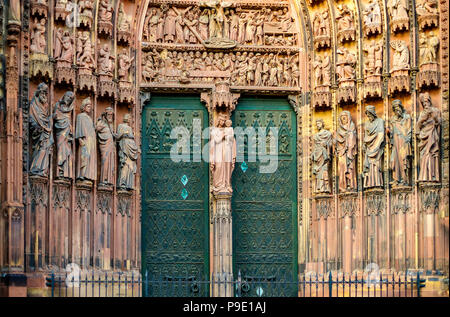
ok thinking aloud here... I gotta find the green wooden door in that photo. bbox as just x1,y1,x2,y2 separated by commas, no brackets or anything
141,95,209,297
232,97,298,297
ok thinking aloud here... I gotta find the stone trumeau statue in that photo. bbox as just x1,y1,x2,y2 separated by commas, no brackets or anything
117,114,139,190
75,98,97,183
335,111,357,192
363,105,385,188
53,91,75,179
311,119,332,193
210,113,236,195
96,107,116,187
416,92,441,182
30,83,53,177
388,100,412,186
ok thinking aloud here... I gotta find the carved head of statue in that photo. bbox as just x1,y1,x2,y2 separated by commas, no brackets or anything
315,119,324,131
216,113,228,128
340,111,350,126
392,99,405,117
80,97,92,114
62,91,75,106
123,113,131,124
419,92,432,109
103,107,114,123
35,83,49,104
365,105,377,121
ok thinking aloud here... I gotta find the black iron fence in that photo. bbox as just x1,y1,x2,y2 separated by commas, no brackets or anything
44,270,442,298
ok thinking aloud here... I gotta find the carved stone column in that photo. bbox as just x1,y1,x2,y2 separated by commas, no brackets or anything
212,192,233,297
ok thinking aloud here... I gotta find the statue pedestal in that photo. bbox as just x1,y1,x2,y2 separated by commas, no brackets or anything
212,192,233,297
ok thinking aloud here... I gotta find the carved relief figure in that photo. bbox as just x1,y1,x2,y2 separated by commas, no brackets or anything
77,31,95,69
96,107,116,186
98,44,115,76
8,0,21,24
387,0,409,21
53,91,75,179
363,106,385,188
416,92,441,182
54,28,73,64
76,98,96,182
201,0,233,39
336,4,354,31
30,83,53,177
118,3,131,32
79,0,94,18
210,113,236,194
335,111,357,192
314,54,331,87
313,11,329,37
117,114,139,190
99,0,113,22
388,100,412,186
363,40,383,77
416,0,438,16
419,32,439,66
311,119,332,193
363,0,382,25
30,18,47,54
164,8,177,43
391,40,410,71
336,48,356,81
118,49,134,82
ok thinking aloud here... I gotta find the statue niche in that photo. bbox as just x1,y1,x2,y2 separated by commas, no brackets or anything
336,4,356,43
117,114,139,191
312,54,331,108
313,11,331,49
54,28,75,85
335,111,357,192
416,0,439,30
363,0,382,37
29,83,53,178
363,105,385,189
53,91,75,180
311,119,332,194
210,113,236,195
387,0,409,33
417,32,440,89
389,40,410,94
76,98,97,186
388,100,412,187
336,47,357,104
97,44,116,98
363,39,383,99
98,0,114,37
416,92,441,183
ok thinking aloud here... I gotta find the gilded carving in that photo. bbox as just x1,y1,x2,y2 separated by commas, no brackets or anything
416,92,441,183
335,111,357,192
30,83,53,177
363,105,384,189
96,107,116,188
311,119,332,194
117,114,139,191
53,91,75,180
76,98,96,185
388,100,412,186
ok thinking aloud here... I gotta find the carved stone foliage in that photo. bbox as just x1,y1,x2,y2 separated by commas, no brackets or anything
336,47,356,104
313,11,330,49
391,191,411,215
336,4,355,43
311,119,332,194
416,0,439,30
389,40,410,94
417,32,440,89
142,48,299,88
363,106,385,189
316,198,332,219
144,1,296,48
363,0,382,37
96,191,112,215
416,92,441,183
339,195,358,218
76,189,91,212
363,40,383,99
420,187,440,214
31,0,48,19
312,54,331,108
54,28,75,85
387,0,409,33
117,194,132,217
366,193,385,216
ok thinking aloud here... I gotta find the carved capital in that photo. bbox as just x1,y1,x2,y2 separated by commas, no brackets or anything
201,82,240,115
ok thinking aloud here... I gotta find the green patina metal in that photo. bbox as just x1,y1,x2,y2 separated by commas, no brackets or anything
232,97,298,297
141,95,209,297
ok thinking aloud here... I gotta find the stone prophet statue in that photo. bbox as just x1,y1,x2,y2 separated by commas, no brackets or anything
335,111,357,192
363,105,385,188
311,119,332,193
30,83,53,177
117,114,139,190
388,100,412,186
53,91,75,179
96,107,116,187
76,98,96,183
210,113,236,194
416,92,441,182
